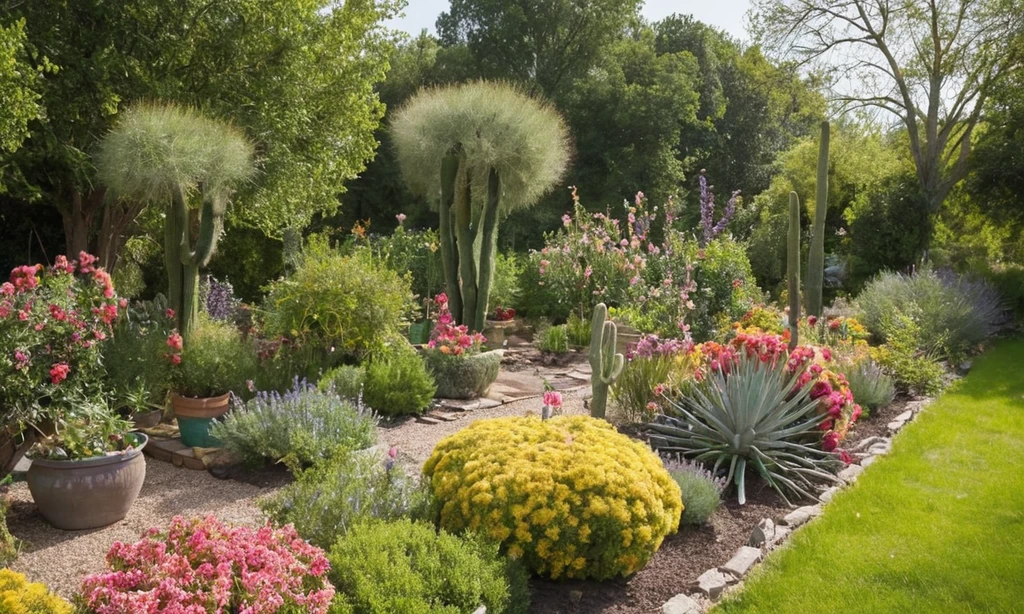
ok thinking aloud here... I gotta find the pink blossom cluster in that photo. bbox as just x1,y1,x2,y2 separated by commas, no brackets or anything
1,253,120,400
627,334,693,360
428,293,486,356
79,515,334,614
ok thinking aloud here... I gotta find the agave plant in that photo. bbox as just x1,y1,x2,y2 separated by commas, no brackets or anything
647,355,841,505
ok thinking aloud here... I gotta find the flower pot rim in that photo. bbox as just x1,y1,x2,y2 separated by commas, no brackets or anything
171,392,232,419
171,392,231,403
28,433,148,469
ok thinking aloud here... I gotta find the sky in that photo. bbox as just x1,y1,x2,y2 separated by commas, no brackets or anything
385,0,753,42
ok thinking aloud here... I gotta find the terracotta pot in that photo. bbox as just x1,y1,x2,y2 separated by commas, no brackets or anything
26,433,148,530
171,393,231,418
172,393,231,448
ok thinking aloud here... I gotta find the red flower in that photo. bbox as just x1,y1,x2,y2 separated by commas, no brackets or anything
821,431,840,452
810,380,833,399
829,319,841,330
165,308,176,320
807,315,818,327
838,450,853,465
167,333,184,352
49,362,71,384
543,391,563,408
170,354,182,365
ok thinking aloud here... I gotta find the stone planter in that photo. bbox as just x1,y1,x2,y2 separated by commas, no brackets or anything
612,322,642,356
481,318,517,350
425,350,503,399
26,433,148,530
130,407,164,430
172,393,231,448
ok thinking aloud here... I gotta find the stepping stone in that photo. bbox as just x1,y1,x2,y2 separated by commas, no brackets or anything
838,464,864,483
748,518,775,547
415,415,442,425
432,413,460,422
662,593,700,614
720,546,762,578
477,398,501,409
694,569,729,600
564,370,591,382
439,399,480,411
170,448,206,470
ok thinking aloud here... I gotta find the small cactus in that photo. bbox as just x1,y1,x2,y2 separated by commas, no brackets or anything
589,303,624,419
788,191,801,350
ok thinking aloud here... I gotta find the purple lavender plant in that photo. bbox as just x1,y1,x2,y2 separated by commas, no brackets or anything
698,169,740,246
203,276,240,322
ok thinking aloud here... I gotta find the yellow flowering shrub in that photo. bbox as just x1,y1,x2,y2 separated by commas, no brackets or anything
423,416,682,580
0,569,72,614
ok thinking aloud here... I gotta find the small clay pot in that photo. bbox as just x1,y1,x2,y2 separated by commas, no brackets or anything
26,434,148,530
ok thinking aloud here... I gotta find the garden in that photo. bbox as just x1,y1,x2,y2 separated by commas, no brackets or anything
1,1,1023,613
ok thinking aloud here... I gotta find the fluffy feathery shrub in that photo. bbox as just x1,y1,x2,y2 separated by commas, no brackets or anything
663,457,726,525
327,519,530,614
423,416,682,580
262,449,429,551
856,268,1006,361
362,342,436,416
0,570,71,614
78,516,334,613
210,379,377,469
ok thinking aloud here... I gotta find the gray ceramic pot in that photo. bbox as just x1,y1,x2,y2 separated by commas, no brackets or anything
26,434,148,530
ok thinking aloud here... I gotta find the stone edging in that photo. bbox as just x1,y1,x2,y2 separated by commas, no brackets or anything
660,397,934,614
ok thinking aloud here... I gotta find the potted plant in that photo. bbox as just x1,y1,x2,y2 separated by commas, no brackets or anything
170,317,257,447
422,294,503,399
482,306,517,349
27,396,148,530
0,254,121,478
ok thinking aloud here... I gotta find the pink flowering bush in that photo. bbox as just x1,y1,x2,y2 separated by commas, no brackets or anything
1,254,120,474
78,515,334,614
427,293,485,357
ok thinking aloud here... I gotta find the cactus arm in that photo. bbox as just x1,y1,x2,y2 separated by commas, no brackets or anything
454,167,477,327
439,151,462,320
188,194,225,268
472,167,501,331
589,303,624,419
807,120,830,317
788,191,801,351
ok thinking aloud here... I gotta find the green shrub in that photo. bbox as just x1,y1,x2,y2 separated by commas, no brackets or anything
103,299,175,408
986,266,1024,322
537,324,570,354
565,311,591,347
210,380,377,469
327,519,530,614
263,239,415,359
869,312,946,396
664,458,726,525
362,342,436,417
839,359,895,412
0,497,18,566
320,365,366,400
856,268,1004,361
612,356,673,423
253,340,340,394
176,317,258,398
371,225,444,304
489,252,523,314
424,351,502,399
262,450,429,551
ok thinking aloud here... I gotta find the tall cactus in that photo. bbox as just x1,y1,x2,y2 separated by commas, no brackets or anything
96,102,254,340
392,82,569,332
589,303,624,419
806,120,830,317
788,191,801,350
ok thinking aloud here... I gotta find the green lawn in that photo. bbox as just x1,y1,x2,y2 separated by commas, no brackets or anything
716,339,1024,614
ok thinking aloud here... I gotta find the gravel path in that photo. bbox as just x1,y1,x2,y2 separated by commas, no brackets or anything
5,382,595,597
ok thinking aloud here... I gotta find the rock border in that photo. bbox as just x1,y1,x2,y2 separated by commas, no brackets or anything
661,396,933,612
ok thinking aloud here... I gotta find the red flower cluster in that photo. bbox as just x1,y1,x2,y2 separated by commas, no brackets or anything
428,293,485,356
492,306,516,321
79,515,334,614
165,332,183,365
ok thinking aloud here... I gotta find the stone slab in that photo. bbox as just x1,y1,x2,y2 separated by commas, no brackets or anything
415,415,442,425
781,505,822,527
432,413,460,422
748,518,775,547
662,593,701,614
720,546,762,578
694,569,729,600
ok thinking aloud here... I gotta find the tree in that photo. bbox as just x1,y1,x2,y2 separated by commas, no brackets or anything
752,0,1024,242
5,0,398,269
392,81,570,330
96,103,255,339
0,17,45,191
436,0,642,96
